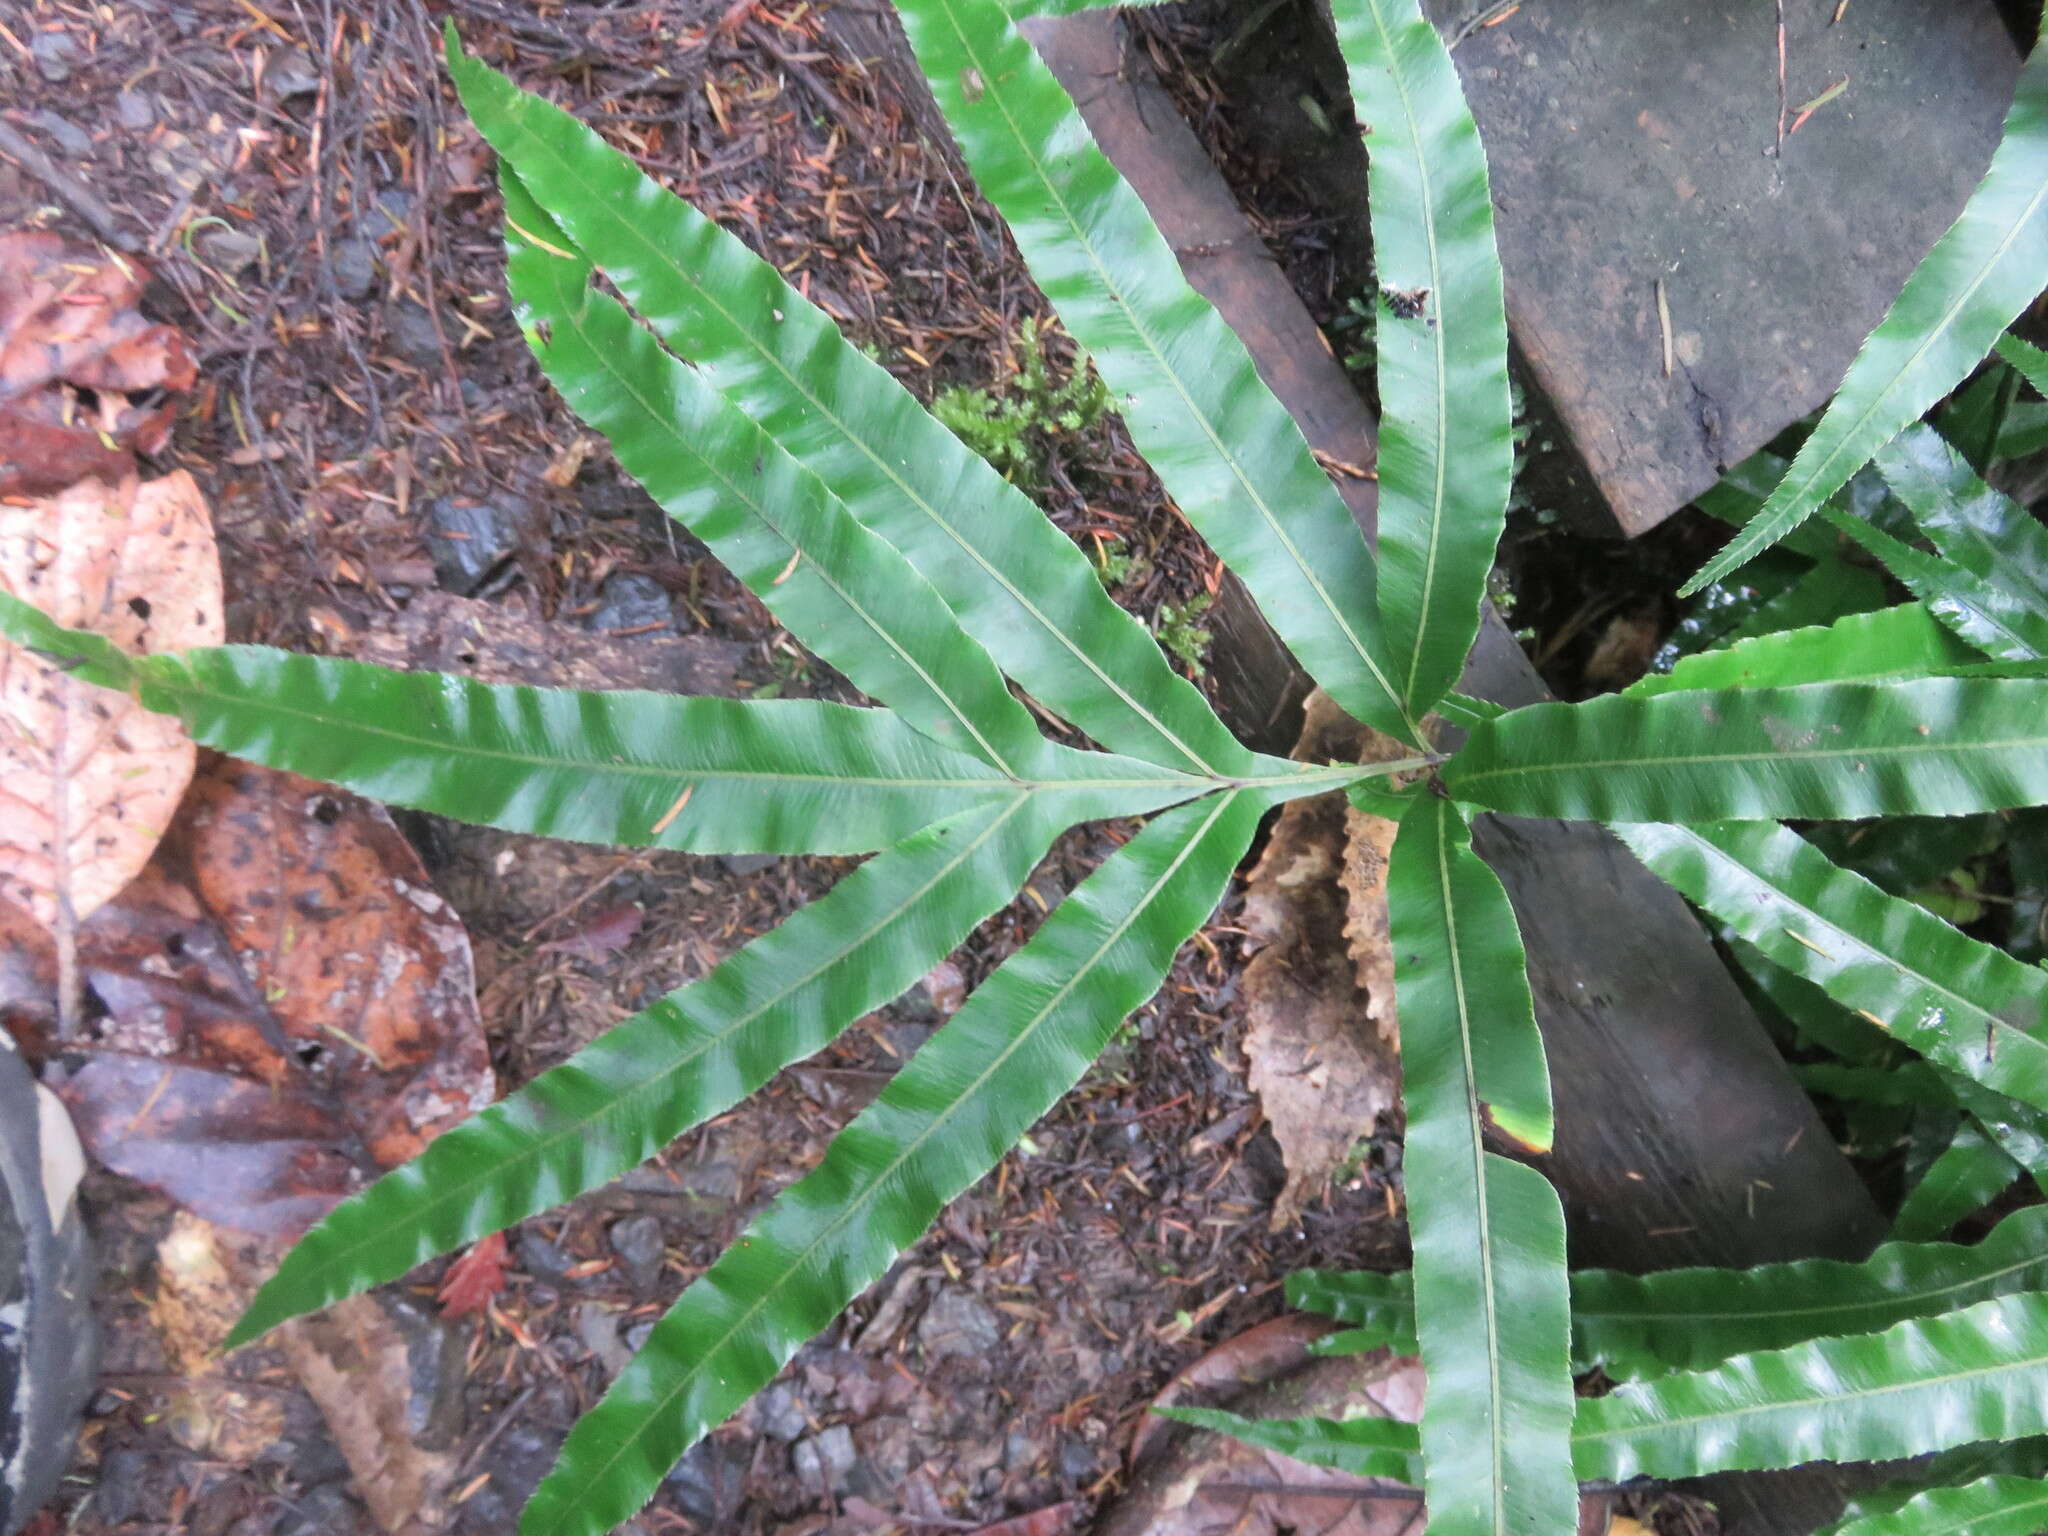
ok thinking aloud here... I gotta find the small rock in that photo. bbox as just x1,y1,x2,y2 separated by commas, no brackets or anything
916,1287,1002,1361
388,300,447,368
720,852,779,877
115,91,156,130
750,1382,809,1442
28,111,92,160
362,189,415,241
265,46,320,99
195,225,264,274
275,1482,373,1536
515,1228,574,1283
587,571,673,634
665,1438,748,1526
462,1419,567,1534
1057,1435,1098,1483
624,1320,655,1353
609,1214,666,1296
791,1424,858,1492
379,1293,468,1450
31,29,82,84
575,1304,632,1377
425,494,525,596
330,237,378,301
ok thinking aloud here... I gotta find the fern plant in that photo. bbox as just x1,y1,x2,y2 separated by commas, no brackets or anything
4,4,2047,1535
929,315,1111,486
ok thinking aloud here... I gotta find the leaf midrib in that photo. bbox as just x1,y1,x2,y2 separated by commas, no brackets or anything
1572,1301,2048,1449
1458,721,2048,792
536,790,1241,1534
237,796,1037,1341
1428,794,1509,1536
1656,823,2047,1067
533,248,1029,778
930,0,1419,743
491,91,1233,779
1361,0,1455,715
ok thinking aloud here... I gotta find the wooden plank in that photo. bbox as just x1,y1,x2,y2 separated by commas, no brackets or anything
1427,0,2022,534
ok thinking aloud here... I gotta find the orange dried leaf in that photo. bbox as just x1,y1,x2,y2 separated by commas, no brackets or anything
0,472,223,929
438,1231,512,1318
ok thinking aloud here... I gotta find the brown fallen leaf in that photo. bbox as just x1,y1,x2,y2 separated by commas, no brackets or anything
23,754,494,1235
437,1230,511,1318
280,1292,461,1535
0,472,222,930
1241,691,1410,1230
0,232,197,498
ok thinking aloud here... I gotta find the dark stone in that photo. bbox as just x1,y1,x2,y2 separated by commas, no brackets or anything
750,1382,809,1442
379,1293,467,1450
791,1424,858,1492
388,301,447,369
361,190,415,241
515,1228,574,1283
275,1482,372,1536
624,1320,655,1353
425,495,525,596
91,1448,155,1527
608,1214,666,1296
587,572,673,634
31,30,81,84
265,47,320,99
719,853,779,877
330,238,378,302
915,1287,1001,1361
28,112,92,160
664,1437,749,1525
115,91,156,130
1057,1435,1098,1483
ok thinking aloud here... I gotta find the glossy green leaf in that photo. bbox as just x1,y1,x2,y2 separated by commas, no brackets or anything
447,41,1254,779
1611,821,2048,1115
884,0,1418,744
1940,358,2048,467
1825,1474,2048,1536
0,596,1214,853
1388,795,1574,1536
520,790,1265,1536
1893,1122,2020,1242
229,796,1057,1349
1290,1267,1414,1356
497,165,1042,776
1818,499,2048,663
1448,679,2048,822
1680,36,2048,594
1571,1292,2048,1481
1692,448,1839,563
1153,1404,1422,1484
1995,331,2048,397
1794,1060,1953,1112
1722,558,1890,647
1297,1205,2048,1384
1333,0,1512,720
1804,812,2006,900
1875,423,2048,653
1627,604,1978,698
1730,945,2048,1198
1830,1448,2048,1529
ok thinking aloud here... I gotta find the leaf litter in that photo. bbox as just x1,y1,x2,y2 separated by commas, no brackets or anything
1240,690,1407,1230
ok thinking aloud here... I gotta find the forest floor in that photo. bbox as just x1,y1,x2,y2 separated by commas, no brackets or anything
0,0,1479,1531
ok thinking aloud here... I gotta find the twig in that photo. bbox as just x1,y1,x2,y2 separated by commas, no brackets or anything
1773,0,1788,155
0,120,139,250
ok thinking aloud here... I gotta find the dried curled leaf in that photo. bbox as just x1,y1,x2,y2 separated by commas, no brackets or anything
42,756,495,1236
0,471,222,928
0,232,197,497
1241,691,1405,1230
